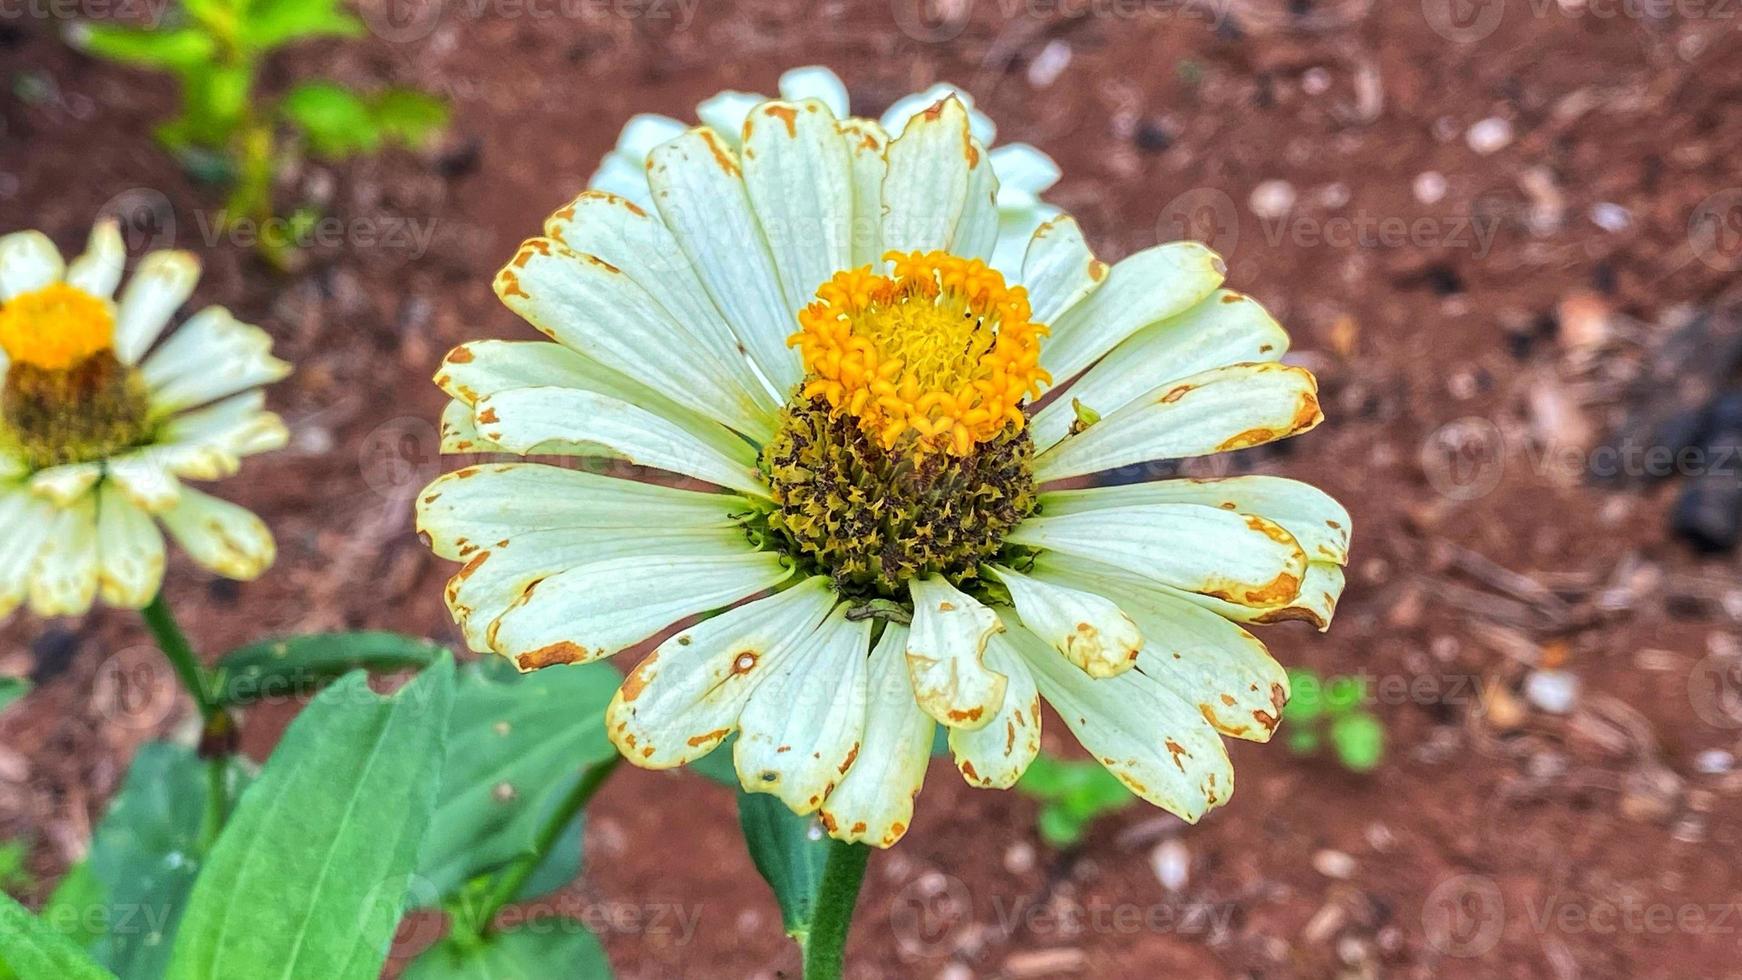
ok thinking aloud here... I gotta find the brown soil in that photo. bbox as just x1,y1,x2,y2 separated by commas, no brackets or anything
6,1,1742,977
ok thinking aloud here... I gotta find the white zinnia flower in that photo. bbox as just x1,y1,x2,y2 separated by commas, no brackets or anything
0,221,289,619
418,89,1348,848
588,66,1061,276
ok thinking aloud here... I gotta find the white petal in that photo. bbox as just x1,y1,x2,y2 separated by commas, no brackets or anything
1008,503,1307,610
1033,362,1323,482
0,230,65,299
741,99,855,318
65,220,126,299
415,462,746,562
1029,557,1289,741
0,489,58,618
695,90,764,146
103,452,182,513
1020,215,1107,324
735,603,870,813
494,237,777,437
608,576,836,767
614,113,687,162
96,482,165,607
990,144,1061,202
952,129,1001,261
158,486,273,580
821,624,936,847
28,463,102,506
882,96,978,257
472,386,765,496
1013,624,1233,822
987,564,1142,678
879,84,996,146
157,390,289,465
1040,475,1350,567
588,153,655,208
839,118,890,268
1038,550,1347,634
990,201,1061,281
778,66,850,117
140,306,289,414
646,128,800,396
439,398,498,454
905,576,1007,730
113,250,200,365
946,630,1041,789
541,194,780,425
1041,242,1225,384
1033,289,1290,449
488,551,793,670
29,494,99,616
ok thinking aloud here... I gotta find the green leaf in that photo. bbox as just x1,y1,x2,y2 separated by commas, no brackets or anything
83,745,247,980
1035,805,1085,848
1329,712,1385,773
415,660,617,902
38,862,103,953
73,27,215,73
212,631,448,707
0,678,28,715
280,82,380,159
165,657,456,980
400,927,609,980
180,64,250,148
240,0,362,50
1285,727,1321,755
1324,676,1367,715
0,893,115,980
737,791,828,943
1285,668,1325,722
370,88,448,147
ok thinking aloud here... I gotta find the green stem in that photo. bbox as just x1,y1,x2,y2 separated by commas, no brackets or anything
802,839,871,980
139,592,218,722
139,592,233,844
472,755,622,939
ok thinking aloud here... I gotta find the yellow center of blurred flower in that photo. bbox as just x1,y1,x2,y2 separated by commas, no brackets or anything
0,283,117,371
788,251,1051,456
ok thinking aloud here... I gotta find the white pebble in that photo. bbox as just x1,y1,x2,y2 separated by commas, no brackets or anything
1312,849,1357,880
1466,117,1514,155
1302,67,1332,95
1026,39,1072,89
1524,669,1580,715
1413,171,1448,205
1695,749,1734,774
1589,202,1632,232
1248,179,1297,220
1151,839,1190,892
1004,840,1036,874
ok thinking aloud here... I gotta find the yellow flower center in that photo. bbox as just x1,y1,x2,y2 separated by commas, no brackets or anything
0,282,116,370
788,251,1051,456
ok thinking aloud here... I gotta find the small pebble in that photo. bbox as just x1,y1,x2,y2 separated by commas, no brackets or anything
1414,170,1448,205
1589,202,1631,232
1695,749,1735,774
1248,179,1297,220
1004,840,1036,874
1312,848,1357,880
1026,39,1072,89
1524,670,1580,715
1467,117,1514,155
1151,839,1190,892
935,964,973,980
1302,67,1332,94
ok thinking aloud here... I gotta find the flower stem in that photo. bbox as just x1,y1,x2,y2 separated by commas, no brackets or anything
802,838,871,980
139,592,218,722
471,754,622,939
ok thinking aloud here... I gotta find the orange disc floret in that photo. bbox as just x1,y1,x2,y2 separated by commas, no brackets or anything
788,251,1050,456
0,283,116,372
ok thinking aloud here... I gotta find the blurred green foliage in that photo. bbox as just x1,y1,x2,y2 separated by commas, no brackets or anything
71,0,447,267
1284,668,1386,772
1015,754,1136,848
